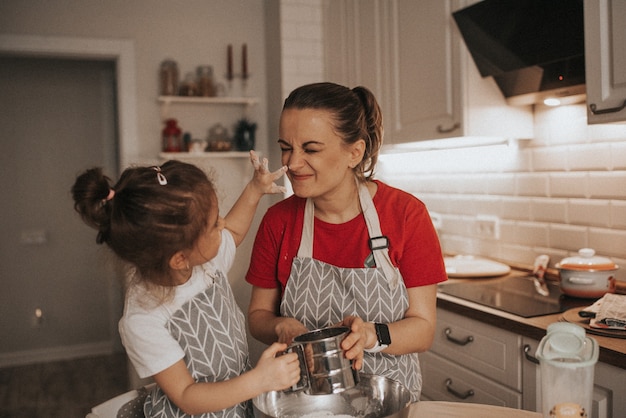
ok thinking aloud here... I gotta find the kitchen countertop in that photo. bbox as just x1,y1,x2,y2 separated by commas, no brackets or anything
410,401,540,417
437,272,626,369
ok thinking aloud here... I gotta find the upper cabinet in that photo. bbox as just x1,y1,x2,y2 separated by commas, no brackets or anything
322,0,533,146
584,0,626,124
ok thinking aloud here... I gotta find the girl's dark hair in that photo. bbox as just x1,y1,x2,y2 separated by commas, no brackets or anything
282,82,383,181
71,160,215,287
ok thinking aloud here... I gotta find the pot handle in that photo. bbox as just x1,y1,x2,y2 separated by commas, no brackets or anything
567,276,595,285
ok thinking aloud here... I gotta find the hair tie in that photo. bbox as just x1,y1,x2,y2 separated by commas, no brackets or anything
100,189,115,207
152,166,168,185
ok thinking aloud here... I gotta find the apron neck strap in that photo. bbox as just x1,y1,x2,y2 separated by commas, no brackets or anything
297,180,401,289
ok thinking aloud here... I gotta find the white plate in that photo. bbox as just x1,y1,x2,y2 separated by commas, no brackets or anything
444,255,511,278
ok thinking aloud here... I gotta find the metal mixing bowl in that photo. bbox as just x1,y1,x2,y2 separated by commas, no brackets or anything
253,373,411,418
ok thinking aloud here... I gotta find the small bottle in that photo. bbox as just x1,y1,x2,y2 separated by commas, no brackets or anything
159,60,179,96
196,65,215,97
162,119,182,152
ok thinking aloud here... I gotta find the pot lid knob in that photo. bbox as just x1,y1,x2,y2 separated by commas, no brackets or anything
578,248,595,258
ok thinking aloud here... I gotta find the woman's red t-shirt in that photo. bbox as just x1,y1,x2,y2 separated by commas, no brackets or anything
245,180,447,291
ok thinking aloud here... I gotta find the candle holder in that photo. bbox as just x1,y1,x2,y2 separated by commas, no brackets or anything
225,43,249,96
224,73,250,97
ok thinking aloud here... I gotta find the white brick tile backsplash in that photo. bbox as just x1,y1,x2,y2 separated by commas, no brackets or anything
549,172,588,198
485,173,516,195
532,146,569,172
501,197,532,221
588,228,626,259
611,142,626,170
567,143,612,171
531,197,568,223
549,224,588,251
588,171,626,199
611,200,626,228
516,173,549,196
446,196,478,216
473,195,502,216
500,221,549,247
569,199,610,227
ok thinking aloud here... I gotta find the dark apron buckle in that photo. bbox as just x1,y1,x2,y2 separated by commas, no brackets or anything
369,236,389,251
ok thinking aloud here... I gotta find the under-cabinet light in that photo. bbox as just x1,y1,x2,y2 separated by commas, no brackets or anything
381,136,531,153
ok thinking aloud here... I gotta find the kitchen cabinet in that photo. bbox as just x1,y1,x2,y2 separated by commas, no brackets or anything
322,0,533,146
158,95,259,156
522,337,626,418
584,0,626,124
420,308,523,407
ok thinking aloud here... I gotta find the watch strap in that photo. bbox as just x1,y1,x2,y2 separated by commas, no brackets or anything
364,323,390,353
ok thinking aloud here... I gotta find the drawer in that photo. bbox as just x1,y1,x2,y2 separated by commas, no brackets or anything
431,308,522,390
421,351,522,408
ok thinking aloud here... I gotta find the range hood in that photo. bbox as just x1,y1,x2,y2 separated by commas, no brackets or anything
453,0,585,106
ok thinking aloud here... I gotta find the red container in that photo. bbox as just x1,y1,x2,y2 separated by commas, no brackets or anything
162,119,182,152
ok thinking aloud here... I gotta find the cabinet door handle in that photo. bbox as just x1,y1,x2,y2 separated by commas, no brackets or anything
437,122,461,133
445,378,475,400
523,344,539,364
589,99,626,115
444,327,474,346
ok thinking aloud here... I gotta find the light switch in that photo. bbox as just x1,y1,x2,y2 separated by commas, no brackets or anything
20,229,47,245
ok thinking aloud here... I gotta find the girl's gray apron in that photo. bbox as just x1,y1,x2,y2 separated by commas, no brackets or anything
280,182,421,402
145,268,253,418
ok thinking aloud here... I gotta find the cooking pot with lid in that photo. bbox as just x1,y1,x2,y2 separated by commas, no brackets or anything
556,248,618,298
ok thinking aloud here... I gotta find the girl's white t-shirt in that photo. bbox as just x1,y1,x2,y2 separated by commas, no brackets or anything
119,230,236,378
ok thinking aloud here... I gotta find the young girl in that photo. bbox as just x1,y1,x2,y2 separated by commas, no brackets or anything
71,152,300,417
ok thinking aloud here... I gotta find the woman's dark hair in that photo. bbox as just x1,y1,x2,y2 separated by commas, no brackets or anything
71,160,215,287
282,82,383,181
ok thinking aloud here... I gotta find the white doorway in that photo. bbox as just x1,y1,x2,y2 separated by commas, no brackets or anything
0,36,137,366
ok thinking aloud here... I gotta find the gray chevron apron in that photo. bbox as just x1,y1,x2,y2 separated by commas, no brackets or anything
145,267,253,418
280,182,421,402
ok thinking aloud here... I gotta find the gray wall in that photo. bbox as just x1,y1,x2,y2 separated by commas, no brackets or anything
0,0,278,366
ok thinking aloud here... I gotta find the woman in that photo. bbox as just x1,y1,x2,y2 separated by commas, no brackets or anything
245,82,447,401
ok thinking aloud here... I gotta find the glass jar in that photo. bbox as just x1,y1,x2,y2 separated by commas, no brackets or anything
159,60,179,96
178,72,197,96
196,65,215,97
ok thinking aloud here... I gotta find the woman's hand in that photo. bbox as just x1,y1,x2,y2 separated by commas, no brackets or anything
254,342,301,392
337,316,369,371
249,150,287,195
275,317,309,345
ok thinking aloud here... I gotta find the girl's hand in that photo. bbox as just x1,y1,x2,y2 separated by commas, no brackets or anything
255,342,301,392
337,316,367,371
249,150,287,195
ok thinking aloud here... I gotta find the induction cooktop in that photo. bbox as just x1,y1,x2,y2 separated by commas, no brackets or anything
438,275,590,318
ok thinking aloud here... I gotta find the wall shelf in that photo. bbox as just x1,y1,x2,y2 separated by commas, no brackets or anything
158,96,259,106
159,151,250,160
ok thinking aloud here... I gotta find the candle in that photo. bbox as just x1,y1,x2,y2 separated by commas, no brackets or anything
227,44,233,80
242,43,248,79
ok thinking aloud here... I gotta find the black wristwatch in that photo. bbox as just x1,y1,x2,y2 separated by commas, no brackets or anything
365,323,391,353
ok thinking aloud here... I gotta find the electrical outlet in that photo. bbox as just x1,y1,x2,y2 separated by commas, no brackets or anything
475,215,500,239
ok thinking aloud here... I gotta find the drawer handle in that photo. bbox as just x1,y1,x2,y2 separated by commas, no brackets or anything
444,328,474,346
589,99,626,115
437,122,461,133
445,378,475,400
523,344,539,365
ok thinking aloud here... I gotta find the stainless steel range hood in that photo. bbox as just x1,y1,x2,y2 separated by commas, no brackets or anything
453,0,586,106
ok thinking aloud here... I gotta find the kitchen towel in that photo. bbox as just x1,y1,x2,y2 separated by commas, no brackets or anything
582,293,626,330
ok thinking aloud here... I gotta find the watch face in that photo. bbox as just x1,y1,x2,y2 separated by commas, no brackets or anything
375,323,391,345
